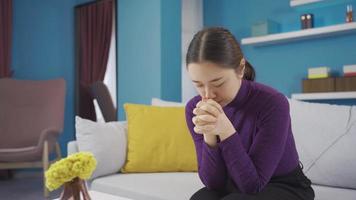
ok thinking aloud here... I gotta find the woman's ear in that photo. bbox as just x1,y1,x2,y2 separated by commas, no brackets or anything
235,65,245,79
235,58,246,79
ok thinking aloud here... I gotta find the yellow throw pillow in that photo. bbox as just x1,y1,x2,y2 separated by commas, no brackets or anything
121,103,197,173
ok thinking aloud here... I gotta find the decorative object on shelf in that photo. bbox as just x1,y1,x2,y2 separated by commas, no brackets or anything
251,19,280,37
343,64,356,77
45,152,97,200
302,77,335,93
335,76,356,91
302,65,356,93
307,66,330,79
346,4,353,23
301,13,314,29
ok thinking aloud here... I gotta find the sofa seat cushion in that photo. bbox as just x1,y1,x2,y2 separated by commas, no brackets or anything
313,185,356,200
90,172,204,200
90,172,356,200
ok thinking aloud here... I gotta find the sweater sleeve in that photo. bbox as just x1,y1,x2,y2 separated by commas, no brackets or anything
185,98,227,190
219,93,291,194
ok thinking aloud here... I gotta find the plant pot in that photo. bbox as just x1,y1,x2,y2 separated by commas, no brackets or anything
59,177,91,200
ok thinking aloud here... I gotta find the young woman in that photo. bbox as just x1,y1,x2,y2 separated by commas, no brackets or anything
185,27,315,200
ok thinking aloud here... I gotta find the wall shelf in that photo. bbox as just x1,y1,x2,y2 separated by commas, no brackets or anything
290,0,352,7
241,22,356,46
290,0,324,7
291,91,356,100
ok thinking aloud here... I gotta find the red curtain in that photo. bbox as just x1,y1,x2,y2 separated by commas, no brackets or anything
0,0,12,179
76,0,113,120
0,0,12,78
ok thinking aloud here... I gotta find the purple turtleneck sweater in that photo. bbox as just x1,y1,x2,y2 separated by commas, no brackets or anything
185,79,299,194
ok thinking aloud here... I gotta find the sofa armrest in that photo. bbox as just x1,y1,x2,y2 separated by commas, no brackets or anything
67,140,79,155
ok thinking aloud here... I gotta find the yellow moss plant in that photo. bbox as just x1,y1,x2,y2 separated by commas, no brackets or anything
45,152,97,191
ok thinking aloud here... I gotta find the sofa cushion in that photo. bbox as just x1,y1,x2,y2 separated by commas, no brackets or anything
122,104,197,173
91,172,204,200
313,184,356,200
288,99,356,189
90,172,356,200
75,116,127,179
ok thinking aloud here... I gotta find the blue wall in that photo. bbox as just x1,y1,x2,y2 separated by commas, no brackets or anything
12,0,94,156
117,0,161,120
204,0,356,98
117,0,181,120
12,0,182,154
12,0,356,154
161,0,182,103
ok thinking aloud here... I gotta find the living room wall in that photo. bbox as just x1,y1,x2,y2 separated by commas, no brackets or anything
204,0,356,99
161,0,182,104
11,0,181,154
117,0,181,120
12,0,94,155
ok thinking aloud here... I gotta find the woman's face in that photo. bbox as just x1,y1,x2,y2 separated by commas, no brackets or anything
187,62,244,107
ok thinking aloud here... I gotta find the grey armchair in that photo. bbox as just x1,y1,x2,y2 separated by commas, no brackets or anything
0,78,66,198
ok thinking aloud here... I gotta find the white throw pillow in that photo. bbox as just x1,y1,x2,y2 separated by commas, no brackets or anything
288,99,356,189
151,98,185,107
75,116,127,179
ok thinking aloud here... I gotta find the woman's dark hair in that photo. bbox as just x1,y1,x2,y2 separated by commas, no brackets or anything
186,27,255,81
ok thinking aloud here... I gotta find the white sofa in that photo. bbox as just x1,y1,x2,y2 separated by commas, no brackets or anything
68,99,356,200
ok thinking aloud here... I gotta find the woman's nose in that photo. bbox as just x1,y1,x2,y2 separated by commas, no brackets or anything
204,87,216,99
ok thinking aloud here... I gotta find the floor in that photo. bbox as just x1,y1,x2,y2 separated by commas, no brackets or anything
0,170,61,200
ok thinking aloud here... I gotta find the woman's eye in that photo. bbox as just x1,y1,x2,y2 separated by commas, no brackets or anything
214,82,224,88
196,84,203,88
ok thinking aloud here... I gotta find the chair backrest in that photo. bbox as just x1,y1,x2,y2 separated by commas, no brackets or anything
90,81,117,122
0,78,66,149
